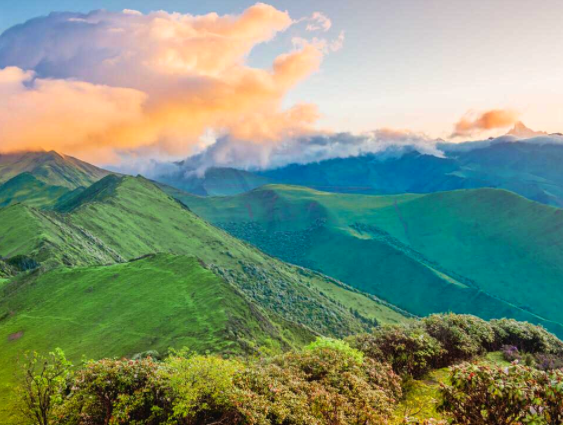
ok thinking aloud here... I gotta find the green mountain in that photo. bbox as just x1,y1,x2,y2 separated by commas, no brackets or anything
156,166,271,196
177,184,563,337
157,142,563,207
0,151,111,188
0,174,413,419
0,151,112,207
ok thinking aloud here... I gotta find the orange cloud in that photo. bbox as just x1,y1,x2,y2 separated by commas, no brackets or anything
452,109,520,137
0,4,336,163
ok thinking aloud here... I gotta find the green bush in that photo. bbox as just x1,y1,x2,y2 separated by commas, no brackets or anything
440,363,563,424
349,324,443,378
162,351,244,424
233,345,402,425
491,318,563,354
422,314,495,366
56,357,170,425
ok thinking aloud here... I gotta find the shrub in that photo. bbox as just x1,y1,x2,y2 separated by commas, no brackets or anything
422,314,495,366
349,324,443,378
162,351,244,424
440,363,563,424
233,344,402,425
534,353,563,371
57,357,170,425
491,319,563,354
502,345,521,362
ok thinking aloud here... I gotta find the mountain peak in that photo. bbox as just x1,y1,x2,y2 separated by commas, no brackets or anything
506,121,547,138
0,150,112,189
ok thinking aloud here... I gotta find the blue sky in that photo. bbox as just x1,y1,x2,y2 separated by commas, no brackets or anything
1,0,562,140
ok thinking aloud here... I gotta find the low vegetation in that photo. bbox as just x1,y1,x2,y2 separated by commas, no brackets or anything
11,314,563,425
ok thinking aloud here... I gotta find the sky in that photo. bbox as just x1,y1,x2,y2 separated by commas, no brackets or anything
0,0,562,167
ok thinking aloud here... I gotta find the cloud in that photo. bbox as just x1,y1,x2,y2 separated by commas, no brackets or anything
159,127,442,176
0,4,338,163
451,109,520,137
0,67,146,162
305,12,332,32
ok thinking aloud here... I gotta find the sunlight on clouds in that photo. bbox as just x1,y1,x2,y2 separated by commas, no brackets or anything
0,3,338,163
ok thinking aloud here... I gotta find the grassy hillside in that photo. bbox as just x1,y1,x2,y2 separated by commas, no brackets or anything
60,176,410,334
0,151,111,188
0,175,408,339
179,185,563,336
0,175,414,423
0,253,314,421
0,173,69,208
0,151,112,207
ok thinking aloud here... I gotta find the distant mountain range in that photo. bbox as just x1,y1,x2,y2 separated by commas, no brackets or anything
151,126,563,207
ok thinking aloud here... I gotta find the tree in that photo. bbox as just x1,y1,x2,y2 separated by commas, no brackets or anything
15,349,72,425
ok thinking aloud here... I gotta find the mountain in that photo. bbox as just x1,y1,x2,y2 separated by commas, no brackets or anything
178,184,563,337
0,173,413,418
154,140,563,207
506,121,547,138
0,172,69,208
0,151,111,188
0,151,112,207
155,166,271,196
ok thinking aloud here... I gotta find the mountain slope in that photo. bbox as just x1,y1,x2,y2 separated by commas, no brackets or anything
178,185,563,336
0,173,70,208
0,151,111,188
1,176,408,339
57,175,408,334
0,253,315,420
0,151,113,208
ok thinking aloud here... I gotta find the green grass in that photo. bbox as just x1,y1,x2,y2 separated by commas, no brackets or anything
0,175,413,423
0,173,70,208
53,176,404,337
0,151,110,189
0,254,310,422
178,185,563,337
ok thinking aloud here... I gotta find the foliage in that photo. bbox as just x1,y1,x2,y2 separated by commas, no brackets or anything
491,319,563,354
162,350,244,424
440,363,563,424
349,324,443,378
232,345,401,425
56,357,170,425
422,314,496,366
15,349,73,425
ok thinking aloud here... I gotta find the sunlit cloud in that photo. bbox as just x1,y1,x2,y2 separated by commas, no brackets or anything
451,109,520,138
0,4,340,163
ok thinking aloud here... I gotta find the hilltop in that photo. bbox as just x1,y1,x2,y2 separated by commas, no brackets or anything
0,151,112,207
178,184,563,337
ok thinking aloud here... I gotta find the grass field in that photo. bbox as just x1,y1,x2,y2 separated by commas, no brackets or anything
0,254,315,422
178,185,563,336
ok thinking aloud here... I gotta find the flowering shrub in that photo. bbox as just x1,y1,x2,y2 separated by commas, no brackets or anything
502,345,522,362
422,314,495,366
56,357,170,425
440,363,563,424
491,319,563,354
233,339,402,424
349,324,443,378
